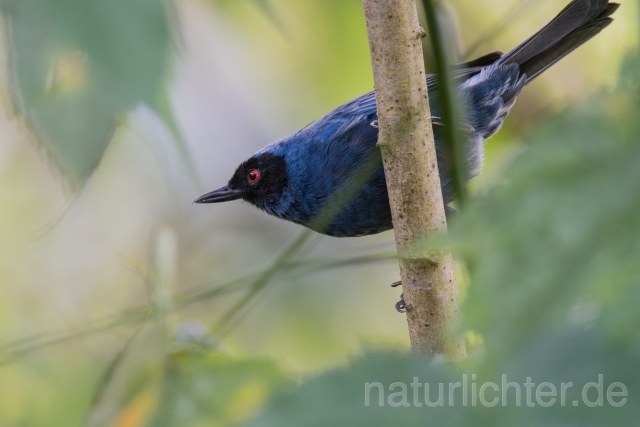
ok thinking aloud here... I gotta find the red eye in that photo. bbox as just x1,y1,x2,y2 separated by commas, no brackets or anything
247,168,260,184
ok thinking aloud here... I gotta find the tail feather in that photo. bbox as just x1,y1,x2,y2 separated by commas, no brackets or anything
501,0,607,65
498,0,618,83
520,16,614,81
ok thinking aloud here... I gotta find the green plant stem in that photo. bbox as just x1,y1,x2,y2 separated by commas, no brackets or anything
421,0,467,208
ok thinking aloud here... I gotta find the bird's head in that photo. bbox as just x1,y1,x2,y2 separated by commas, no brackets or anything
194,152,288,212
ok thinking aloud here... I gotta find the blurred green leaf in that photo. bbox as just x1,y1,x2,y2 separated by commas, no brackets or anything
1,0,173,184
240,329,639,427
241,349,456,427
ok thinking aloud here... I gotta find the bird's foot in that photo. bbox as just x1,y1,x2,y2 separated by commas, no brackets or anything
429,116,475,134
391,281,409,312
429,116,444,126
395,293,411,313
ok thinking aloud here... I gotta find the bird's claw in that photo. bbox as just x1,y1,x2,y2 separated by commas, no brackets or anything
429,116,444,127
392,281,409,312
395,293,411,313
430,116,476,135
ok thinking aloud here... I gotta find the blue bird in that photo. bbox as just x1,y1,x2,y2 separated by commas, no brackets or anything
195,0,618,237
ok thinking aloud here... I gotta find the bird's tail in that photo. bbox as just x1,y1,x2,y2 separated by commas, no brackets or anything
498,0,619,83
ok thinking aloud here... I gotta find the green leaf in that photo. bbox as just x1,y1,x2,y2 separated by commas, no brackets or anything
240,349,458,427
241,331,639,427
1,0,173,184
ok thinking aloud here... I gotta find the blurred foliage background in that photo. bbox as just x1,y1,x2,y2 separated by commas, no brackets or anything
0,0,638,426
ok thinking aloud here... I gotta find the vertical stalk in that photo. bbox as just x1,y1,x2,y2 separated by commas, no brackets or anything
361,0,464,356
421,0,467,207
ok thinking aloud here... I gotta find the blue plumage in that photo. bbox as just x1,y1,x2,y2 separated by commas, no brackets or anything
195,0,617,237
